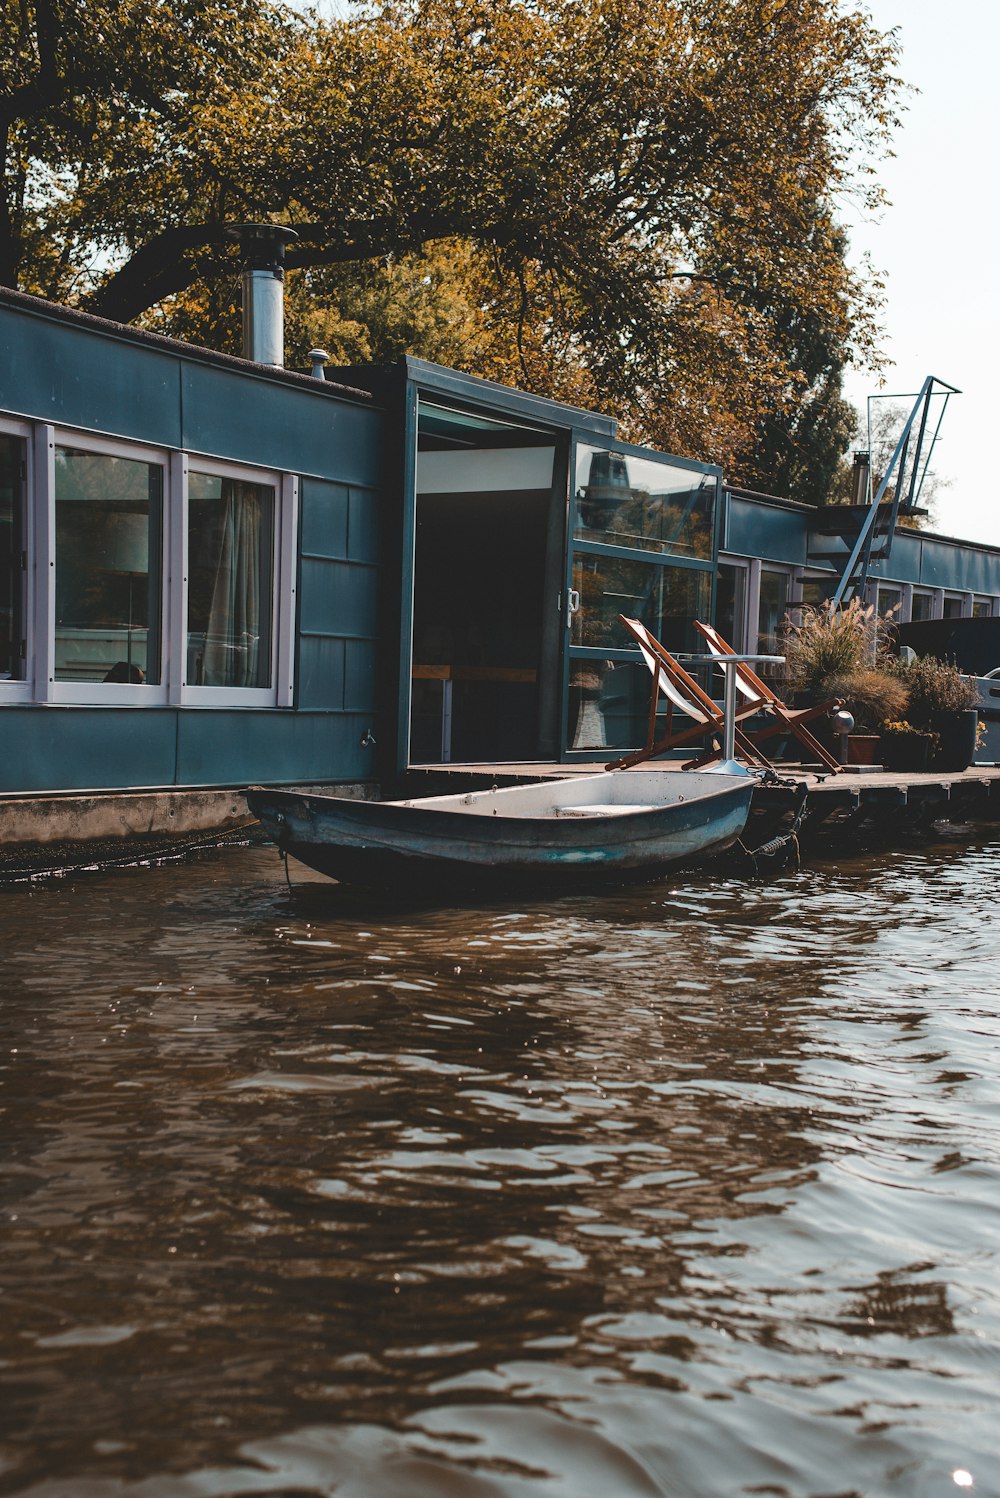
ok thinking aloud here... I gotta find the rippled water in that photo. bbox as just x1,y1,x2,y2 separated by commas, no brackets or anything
2,835,999,1498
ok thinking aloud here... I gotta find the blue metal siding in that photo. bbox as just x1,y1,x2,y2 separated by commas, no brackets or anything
865,531,1000,592
862,533,999,590
868,529,922,584
0,705,379,792
175,709,375,785
727,498,809,565
0,299,387,794
300,476,350,557
296,476,380,716
299,558,379,638
180,363,384,484
0,308,182,447
1,707,179,792
913,538,1000,593
345,638,378,710
348,484,380,563
297,637,346,712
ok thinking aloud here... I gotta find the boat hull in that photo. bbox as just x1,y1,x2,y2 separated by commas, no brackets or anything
246,772,753,890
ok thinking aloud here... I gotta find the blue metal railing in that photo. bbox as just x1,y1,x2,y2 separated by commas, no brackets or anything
831,375,960,606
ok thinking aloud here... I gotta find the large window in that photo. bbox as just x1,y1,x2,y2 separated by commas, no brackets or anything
575,446,715,560
13,425,296,707
875,584,903,621
568,659,662,752
1,431,25,682
715,562,747,651
54,445,162,684
187,471,275,690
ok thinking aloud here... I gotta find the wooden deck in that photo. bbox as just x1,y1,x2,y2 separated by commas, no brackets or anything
402,761,1000,856
405,759,1000,796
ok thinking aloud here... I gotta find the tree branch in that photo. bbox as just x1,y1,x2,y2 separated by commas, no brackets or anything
85,213,485,322
0,0,64,129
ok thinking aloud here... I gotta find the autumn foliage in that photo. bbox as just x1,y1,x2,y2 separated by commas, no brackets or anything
2,0,903,492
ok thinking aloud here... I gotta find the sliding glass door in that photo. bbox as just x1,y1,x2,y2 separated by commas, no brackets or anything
563,438,720,757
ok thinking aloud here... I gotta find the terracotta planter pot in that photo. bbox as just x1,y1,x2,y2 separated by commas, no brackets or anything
846,734,881,765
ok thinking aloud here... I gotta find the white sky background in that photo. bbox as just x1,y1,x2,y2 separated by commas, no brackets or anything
841,0,1000,546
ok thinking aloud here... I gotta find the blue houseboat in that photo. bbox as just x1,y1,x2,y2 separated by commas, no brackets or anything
2,281,999,854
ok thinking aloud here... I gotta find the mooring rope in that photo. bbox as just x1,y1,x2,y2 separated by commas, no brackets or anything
0,820,259,885
742,781,811,873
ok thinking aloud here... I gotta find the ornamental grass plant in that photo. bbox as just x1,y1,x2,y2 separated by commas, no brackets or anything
780,599,906,731
781,597,889,693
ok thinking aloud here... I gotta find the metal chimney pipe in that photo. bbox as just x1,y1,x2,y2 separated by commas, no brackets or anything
227,223,299,366
852,450,871,507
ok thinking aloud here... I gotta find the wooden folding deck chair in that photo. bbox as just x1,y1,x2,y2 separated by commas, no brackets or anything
605,616,774,772
691,619,842,773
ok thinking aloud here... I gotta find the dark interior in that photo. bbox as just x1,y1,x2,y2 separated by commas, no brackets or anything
411,489,550,761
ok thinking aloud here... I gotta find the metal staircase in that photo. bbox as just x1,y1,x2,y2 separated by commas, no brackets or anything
808,376,960,605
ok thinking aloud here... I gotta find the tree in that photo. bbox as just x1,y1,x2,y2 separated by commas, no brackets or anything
0,0,293,297
3,0,904,478
725,216,861,501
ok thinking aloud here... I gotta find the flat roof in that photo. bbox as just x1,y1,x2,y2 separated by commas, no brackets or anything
0,285,375,404
726,482,1000,558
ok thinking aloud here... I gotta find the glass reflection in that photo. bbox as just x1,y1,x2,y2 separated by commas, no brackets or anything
54,447,162,683
568,659,663,751
716,563,747,653
572,556,711,653
757,569,789,655
575,446,715,559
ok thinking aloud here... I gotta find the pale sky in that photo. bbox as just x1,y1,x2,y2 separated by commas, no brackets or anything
841,0,1000,547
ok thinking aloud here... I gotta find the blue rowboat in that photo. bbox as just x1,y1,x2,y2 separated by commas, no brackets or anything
245,769,754,890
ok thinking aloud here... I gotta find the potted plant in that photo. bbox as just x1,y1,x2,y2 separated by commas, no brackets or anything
879,719,938,773
781,600,907,763
890,655,981,771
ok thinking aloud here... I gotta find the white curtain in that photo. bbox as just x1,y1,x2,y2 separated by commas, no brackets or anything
203,481,266,687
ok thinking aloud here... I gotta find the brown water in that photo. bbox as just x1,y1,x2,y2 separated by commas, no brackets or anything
1,837,999,1498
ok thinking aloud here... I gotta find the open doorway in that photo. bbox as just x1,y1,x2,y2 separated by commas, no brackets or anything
410,400,562,763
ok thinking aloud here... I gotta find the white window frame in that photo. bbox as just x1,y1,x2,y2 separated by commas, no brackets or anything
792,566,837,619
874,581,904,620
0,416,33,702
44,427,170,706
909,587,935,621
756,562,794,655
12,420,298,709
178,455,297,709
715,555,750,650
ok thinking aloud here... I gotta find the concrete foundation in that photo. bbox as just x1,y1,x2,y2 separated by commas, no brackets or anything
0,783,377,879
